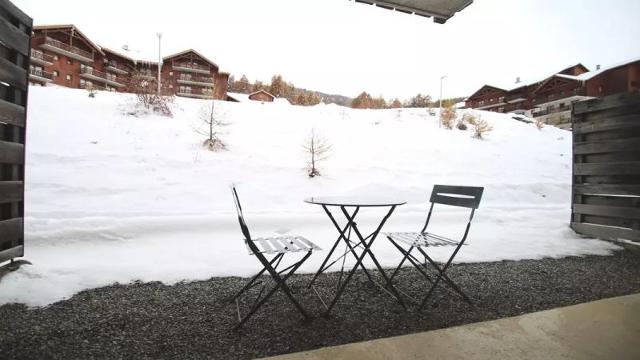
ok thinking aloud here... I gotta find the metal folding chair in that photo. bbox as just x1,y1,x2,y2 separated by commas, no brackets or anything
229,186,321,330
385,185,483,310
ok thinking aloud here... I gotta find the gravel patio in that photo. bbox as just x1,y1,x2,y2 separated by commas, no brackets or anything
1,249,639,360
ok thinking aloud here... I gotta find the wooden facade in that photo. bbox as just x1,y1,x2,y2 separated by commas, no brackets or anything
248,90,275,102
571,92,640,243
466,60,640,128
0,0,31,265
29,25,230,100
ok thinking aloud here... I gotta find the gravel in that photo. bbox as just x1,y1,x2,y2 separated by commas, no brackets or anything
1,249,639,359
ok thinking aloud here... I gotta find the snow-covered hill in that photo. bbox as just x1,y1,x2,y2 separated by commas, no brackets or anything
2,86,618,306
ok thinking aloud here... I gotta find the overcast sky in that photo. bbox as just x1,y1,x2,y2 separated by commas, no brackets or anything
15,0,640,100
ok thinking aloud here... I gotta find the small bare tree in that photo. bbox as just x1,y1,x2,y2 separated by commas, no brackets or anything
85,83,97,98
472,116,493,139
440,102,457,129
126,70,173,117
303,129,331,178
197,101,229,151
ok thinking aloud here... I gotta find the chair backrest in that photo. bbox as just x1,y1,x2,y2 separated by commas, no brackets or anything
421,184,484,239
430,185,484,209
231,185,252,242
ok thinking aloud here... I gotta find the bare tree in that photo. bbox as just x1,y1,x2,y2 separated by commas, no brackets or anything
472,116,494,139
303,129,331,177
197,101,229,151
440,101,457,129
126,70,173,117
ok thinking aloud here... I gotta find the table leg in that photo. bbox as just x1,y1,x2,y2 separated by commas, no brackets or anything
341,206,407,310
308,206,375,288
325,205,401,315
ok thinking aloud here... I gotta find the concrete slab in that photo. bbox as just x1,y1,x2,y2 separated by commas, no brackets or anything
263,293,640,360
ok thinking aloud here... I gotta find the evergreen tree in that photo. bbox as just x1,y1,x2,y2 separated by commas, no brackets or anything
390,98,402,108
269,75,285,97
351,91,373,109
237,74,250,93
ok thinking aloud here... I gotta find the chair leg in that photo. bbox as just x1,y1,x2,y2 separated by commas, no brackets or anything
234,251,312,330
230,253,282,303
388,239,412,283
418,243,470,310
417,247,471,303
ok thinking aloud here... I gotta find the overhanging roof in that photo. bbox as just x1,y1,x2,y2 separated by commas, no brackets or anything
353,0,473,23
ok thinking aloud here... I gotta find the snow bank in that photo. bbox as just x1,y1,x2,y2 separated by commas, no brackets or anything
1,86,619,306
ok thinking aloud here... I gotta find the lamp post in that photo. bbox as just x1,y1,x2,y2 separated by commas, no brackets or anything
439,75,447,127
156,33,162,96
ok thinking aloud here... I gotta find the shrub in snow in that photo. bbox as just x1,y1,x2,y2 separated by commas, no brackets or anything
472,117,493,139
456,116,468,130
126,71,174,117
440,102,456,129
303,128,331,178
535,117,545,130
465,113,477,126
85,83,97,98
197,101,229,151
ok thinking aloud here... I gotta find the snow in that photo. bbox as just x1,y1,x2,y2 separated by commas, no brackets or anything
0,86,619,306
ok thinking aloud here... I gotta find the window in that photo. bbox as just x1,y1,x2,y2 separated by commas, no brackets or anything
66,74,72,81
53,70,59,77
179,86,192,94
169,84,173,88
498,96,505,102
479,100,485,106
53,55,58,60
67,59,72,65
169,71,173,76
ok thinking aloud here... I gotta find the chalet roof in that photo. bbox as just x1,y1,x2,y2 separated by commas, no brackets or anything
555,55,640,82
33,24,105,56
163,49,219,69
466,85,508,100
557,63,589,76
249,90,276,98
101,47,137,63
531,74,582,94
353,0,473,23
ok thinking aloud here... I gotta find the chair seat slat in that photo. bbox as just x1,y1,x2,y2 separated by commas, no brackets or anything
249,236,319,255
386,232,460,248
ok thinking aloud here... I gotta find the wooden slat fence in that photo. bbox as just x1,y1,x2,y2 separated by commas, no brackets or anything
0,0,31,264
571,92,640,243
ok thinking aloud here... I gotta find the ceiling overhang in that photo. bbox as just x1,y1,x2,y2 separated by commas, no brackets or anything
353,0,473,23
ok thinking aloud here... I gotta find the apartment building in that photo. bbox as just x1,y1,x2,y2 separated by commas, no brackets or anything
29,25,229,100
466,59,640,128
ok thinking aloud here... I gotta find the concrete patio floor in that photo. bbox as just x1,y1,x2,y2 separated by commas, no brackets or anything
264,293,640,360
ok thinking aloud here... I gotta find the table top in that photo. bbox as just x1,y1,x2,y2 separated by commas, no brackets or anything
304,196,407,207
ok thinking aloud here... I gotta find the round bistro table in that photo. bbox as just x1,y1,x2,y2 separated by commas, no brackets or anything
304,196,407,315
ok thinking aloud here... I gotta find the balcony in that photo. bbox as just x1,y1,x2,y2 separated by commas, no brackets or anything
177,76,214,87
41,37,94,63
30,50,54,66
105,62,130,75
29,69,53,83
80,67,124,88
173,63,210,75
177,91,214,99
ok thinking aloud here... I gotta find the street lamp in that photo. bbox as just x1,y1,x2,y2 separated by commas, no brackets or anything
156,33,162,96
439,75,447,127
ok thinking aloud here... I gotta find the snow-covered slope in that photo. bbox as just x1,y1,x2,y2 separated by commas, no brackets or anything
1,86,618,306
